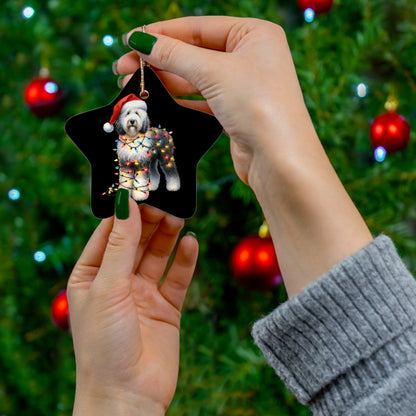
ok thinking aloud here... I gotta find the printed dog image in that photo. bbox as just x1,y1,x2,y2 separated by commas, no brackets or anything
103,94,180,201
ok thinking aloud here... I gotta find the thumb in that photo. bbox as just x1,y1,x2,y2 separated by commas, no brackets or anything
126,30,218,93
96,190,142,285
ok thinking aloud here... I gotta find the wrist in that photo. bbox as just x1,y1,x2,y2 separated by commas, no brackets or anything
244,94,318,182
246,107,321,197
73,389,165,416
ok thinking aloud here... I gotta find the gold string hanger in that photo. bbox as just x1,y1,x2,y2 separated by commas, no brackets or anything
139,26,149,99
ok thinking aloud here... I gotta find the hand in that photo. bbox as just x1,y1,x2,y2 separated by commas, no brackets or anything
116,16,372,297
116,16,311,185
67,199,198,415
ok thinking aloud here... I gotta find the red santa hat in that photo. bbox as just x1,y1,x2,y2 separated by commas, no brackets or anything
103,93,147,133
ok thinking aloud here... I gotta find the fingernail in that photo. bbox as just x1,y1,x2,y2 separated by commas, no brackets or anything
128,31,157,55
115,188,129,220
186,231,197,239
122,33,128,46
112,60,119,76
117,76,124,89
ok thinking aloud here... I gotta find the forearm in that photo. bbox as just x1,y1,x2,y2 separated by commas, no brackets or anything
247,106,373,297
73,389,165,416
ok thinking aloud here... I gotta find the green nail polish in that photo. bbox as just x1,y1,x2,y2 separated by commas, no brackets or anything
186,231,197,239
115,188,129,220
128,31,157,55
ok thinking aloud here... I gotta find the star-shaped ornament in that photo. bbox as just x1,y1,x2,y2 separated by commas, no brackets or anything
65,66,223,219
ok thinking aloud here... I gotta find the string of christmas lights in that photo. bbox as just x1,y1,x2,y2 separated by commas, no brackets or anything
104,127,176,196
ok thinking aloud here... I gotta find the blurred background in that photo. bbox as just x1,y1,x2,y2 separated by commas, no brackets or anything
1,0,416,414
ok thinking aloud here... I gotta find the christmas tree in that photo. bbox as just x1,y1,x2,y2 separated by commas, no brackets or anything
1,0,415,415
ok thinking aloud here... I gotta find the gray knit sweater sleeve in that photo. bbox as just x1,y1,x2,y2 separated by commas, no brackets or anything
251,235,416,416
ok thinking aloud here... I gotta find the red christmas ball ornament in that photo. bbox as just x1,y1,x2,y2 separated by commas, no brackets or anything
24,76,64,117
370,111,411,154
297,0,334,14
230,235,282,290
51,290,69,330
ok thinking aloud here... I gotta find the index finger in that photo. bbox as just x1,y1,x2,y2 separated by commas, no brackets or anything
130,16,244,52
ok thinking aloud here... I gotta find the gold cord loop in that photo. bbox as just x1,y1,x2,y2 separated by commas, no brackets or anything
139,26,149,99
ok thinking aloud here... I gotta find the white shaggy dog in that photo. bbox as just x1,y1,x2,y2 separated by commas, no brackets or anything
103,94,180,201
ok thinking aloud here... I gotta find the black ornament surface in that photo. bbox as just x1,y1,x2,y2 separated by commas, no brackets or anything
65,67,223,218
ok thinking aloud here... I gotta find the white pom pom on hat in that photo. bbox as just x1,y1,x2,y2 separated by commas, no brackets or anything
103,122,114,133
103,93,147,133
